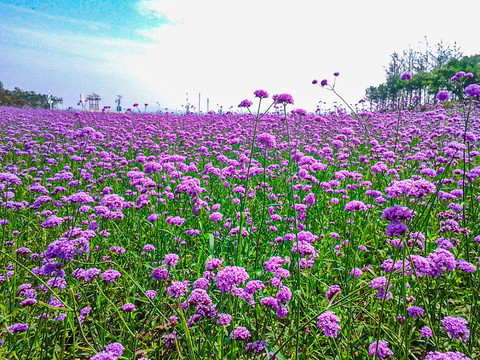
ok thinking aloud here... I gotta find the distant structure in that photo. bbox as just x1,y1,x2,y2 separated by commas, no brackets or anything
47,91,53,110
115,95,123,112
86,93,101,111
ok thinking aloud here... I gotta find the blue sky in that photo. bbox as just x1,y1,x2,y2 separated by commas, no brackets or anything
1,0,479,112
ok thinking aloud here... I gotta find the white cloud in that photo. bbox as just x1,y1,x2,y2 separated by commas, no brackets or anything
128,0,480,112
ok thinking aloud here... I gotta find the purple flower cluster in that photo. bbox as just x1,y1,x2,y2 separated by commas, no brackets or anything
316,311,341,338
216,266,249,292
368,340,393,358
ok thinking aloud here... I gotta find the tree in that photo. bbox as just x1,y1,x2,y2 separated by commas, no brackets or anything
365,39,473,106
0,82,63,109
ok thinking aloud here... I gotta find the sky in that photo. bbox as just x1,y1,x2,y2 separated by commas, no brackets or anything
1,0,479,113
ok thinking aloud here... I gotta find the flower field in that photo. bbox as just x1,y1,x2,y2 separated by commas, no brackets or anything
1,86,480,359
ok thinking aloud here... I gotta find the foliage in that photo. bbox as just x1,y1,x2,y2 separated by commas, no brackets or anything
365,39,479,105
0,81,63,109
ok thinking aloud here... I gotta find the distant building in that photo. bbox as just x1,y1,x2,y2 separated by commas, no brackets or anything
86,93,101,111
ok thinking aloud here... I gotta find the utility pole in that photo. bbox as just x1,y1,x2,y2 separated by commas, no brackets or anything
198,93,201,113
207,98,209,112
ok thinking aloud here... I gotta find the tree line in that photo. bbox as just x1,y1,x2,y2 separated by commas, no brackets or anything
0,82,63,109
365,39,479,105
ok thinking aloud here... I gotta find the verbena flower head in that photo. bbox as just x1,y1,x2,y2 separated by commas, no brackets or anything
333,72,340,77
344,200,367,211
425,351,471,360
122,303,135,312
106,342,125,357
420,326,433,338
8,323,29,333
400,73,412,81
316,311,341,338
320,79,328,87
381,205,414,222
368,340,393,358
101,269,121,283
254,89,269,99
230,326,251,341
216,313,232,326
257,133,276,148
441,316,469,342
325,284,341,301
163,253,180,267
238,99,253,108
152,267,169,280
437,90,450,102
407,306,424,319
167,281,190,298
205,258,223,270
465,84,480,97
312,79,318,84
216,266,249,292
272,93,294,105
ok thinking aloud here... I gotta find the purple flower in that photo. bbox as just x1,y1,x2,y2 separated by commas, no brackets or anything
276,285,292,302
261,296,279,309
152,267,169,280
167,281,190,298
257,133,276,148
465,83,480,97
230,326,251,341
320,79,328,87
216,266,249,292
122,303,135,312
254,89,269,99
368,340,393,358
312,79,318,84
437,90,450,102
188,288,212,306
66,191,94,204
145,290,157,299
272,93,294,105
163,253,180,267
238,99,253,108
370,276,392,299
41,215,64,228
386,221,409,237
350,268,363,278
90,351,117,360
245,280,265,294
147,213,159,222
441,316,469,342
428,248,456,277
407,306,424,319
316,311,341,338
193,277,210,290
381,205,414,222
209,212,223,222
8,323,29,333
456,259,477,272
216,313,232,326
143,244,155,252
325,284,341,301
420,326,433,338
401,73,412,81
205,258,223,270
426,351,471,360
333,72,340,77
101,269,121,283
106,342,124,357
344,200,367,211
